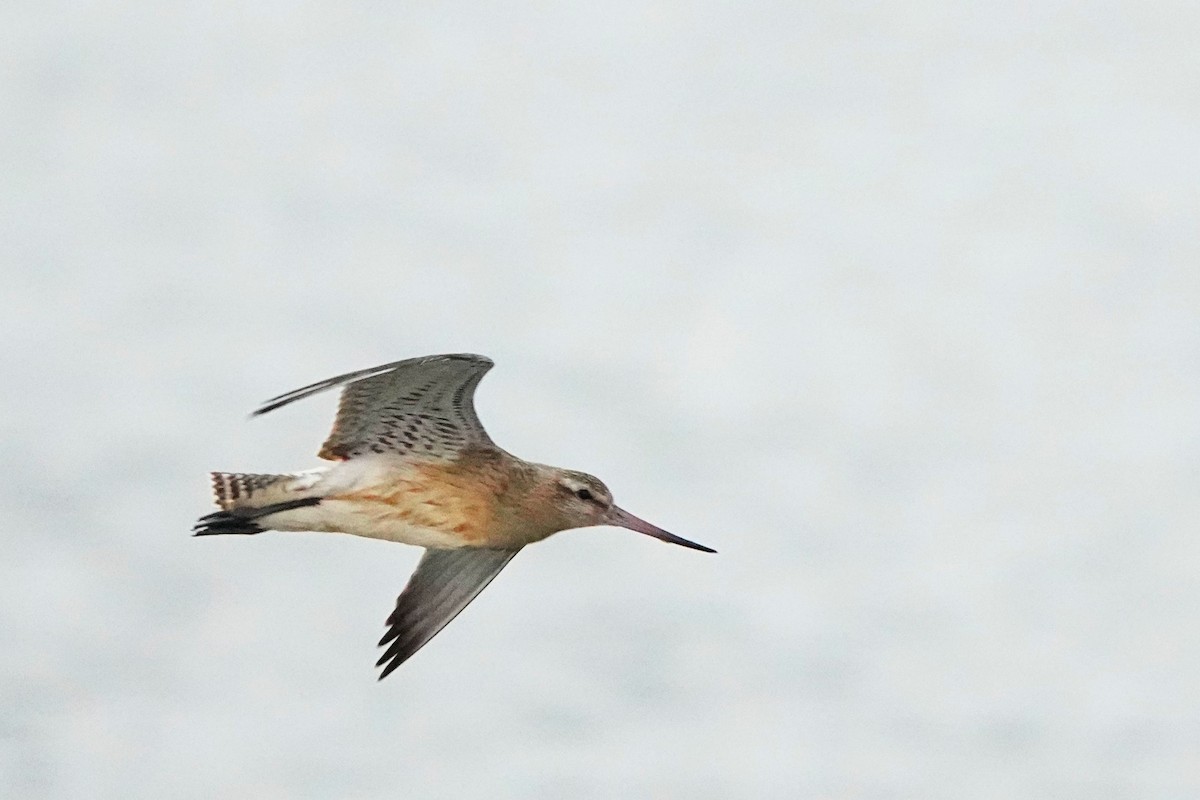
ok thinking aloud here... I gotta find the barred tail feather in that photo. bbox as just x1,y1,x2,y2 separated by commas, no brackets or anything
210,470,323,510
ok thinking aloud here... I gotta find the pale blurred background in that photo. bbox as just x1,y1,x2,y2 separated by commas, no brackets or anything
2,1,1198,798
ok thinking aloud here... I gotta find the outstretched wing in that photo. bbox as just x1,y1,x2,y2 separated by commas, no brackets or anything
253,353,496,461
376,547,519,679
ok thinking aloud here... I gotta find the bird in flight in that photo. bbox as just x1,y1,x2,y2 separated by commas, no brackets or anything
194,354,715,679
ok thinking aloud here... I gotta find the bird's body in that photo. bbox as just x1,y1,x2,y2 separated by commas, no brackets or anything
195,354,714,679
212,451,567,550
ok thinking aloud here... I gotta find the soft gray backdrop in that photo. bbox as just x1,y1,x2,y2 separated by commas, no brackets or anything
3,2,1197,798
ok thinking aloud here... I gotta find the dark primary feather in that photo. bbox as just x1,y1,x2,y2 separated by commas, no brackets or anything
251,353,496,461
376,547,519,680
192,497,322,536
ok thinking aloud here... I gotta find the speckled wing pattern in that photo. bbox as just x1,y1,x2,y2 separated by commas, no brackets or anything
376,547,519,679
252,354,495,461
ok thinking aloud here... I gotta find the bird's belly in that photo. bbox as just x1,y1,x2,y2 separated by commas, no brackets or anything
262,457,505,548
272,498,478,548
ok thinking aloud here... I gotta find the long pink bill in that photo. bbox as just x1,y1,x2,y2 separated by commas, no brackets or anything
606,506,716,553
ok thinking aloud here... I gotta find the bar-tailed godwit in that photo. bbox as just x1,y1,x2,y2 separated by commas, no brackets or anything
194,354,714,679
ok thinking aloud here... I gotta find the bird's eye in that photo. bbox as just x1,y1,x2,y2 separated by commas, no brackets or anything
574,488,594,502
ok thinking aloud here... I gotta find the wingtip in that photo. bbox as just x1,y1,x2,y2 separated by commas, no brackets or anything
249,401,283,418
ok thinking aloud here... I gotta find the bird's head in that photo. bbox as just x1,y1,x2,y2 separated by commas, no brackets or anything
535,468,716,553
